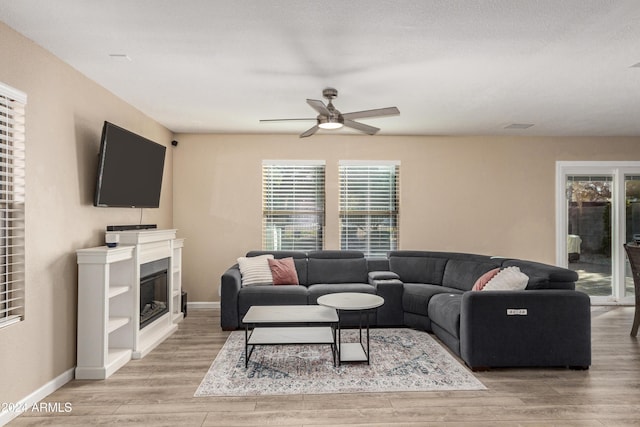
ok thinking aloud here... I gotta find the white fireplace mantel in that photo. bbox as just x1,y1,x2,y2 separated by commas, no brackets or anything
75,229,183,380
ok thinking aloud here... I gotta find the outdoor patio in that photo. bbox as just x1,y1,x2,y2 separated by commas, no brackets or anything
570,254,635,298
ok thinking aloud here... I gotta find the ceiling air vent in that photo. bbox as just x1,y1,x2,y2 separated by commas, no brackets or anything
504,123,534,130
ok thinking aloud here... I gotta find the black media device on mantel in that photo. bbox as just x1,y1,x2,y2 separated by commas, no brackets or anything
106,224,157,231
93,121,166,208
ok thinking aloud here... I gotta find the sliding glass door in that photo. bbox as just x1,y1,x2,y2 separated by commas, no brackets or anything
557,162,639,304
565,175,613,297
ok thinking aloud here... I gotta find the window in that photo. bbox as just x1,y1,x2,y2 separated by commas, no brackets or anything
0,82,26,329
262,160,325,251
339,161,399,257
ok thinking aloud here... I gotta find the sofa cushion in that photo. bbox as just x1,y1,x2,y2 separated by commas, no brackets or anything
268,257,299,285
307,283,376,304
428,293,462,339
389,255,447,284
502,259,578,290
402,283,462,316
443,259,503,291
307,251,368,284
237,254,274,286
308,250,364,259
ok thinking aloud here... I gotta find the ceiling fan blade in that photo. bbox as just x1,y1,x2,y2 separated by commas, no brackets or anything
306,99,331,116
260,118,315,122
342,106,400,120
299,125,319,138
343,119,380,135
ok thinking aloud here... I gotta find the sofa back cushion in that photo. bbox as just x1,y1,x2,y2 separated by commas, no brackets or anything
388,251,447,284
443,258,503,291
367,257,390,272
502,259,578,290
307,250,368,284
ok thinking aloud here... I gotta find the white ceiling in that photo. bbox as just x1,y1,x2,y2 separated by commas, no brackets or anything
2,0,640,137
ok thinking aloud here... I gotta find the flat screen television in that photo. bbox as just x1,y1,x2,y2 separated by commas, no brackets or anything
93,121,166,208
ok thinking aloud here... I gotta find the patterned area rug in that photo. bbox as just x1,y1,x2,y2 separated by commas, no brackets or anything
194,328,485,396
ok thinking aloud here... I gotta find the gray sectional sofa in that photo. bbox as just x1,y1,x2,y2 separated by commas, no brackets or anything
220,250,591,370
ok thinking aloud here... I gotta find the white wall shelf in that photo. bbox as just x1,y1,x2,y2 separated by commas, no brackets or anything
108,286,130,299
76,230,184,379
107,317,130,334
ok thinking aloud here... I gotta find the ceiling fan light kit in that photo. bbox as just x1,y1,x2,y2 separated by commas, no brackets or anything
260,88,399,138
318,117,344,130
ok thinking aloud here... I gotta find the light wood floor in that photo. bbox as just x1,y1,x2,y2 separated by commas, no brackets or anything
9,306,640,426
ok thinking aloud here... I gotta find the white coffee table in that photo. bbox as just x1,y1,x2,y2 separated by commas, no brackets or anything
317,292,385,365
242,305,339,368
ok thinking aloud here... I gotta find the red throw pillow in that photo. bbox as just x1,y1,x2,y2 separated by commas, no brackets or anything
472,268,500,291
268,257,299,285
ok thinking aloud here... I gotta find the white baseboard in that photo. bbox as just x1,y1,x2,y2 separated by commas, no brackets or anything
0,367,74,426
187,301,219,309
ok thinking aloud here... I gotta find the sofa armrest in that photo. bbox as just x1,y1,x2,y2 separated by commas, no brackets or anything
460,290,591,370
369,273,404,326
220,266,242,330
368,271,400,281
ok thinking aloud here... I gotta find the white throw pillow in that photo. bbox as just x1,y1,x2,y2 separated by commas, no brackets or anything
482,266,529,291
237,254,274,286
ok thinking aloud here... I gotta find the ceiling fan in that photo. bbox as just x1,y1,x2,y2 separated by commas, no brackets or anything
260,88,400,138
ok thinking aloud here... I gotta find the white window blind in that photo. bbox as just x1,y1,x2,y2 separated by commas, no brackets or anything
0,82,26,329
339,161,399,257
262,160,325,251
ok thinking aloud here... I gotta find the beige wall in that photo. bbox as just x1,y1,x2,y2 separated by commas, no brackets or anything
173,133,640,302
0,23,173,405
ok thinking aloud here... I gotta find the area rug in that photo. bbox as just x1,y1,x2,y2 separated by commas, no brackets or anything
194,328,485,396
